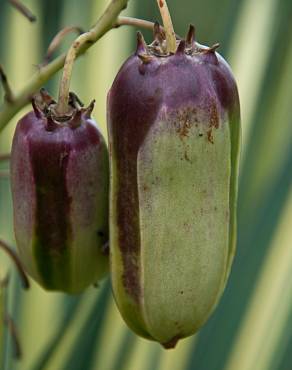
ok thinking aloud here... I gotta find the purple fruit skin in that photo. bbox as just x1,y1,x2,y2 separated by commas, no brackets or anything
107,45,240,342
11,110,109,293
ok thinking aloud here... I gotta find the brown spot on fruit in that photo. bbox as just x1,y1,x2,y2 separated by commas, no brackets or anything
209,101,219,129
207,128,214,144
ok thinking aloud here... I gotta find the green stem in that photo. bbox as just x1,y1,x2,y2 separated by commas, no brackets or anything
0,13,159,132
55,0,129,115
115,16,156,30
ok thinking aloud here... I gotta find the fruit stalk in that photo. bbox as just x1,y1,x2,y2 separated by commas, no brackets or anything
156,0,176,53
0,0,132,131
55,0,130,115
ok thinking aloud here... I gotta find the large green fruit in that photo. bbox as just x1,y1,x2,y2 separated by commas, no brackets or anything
107,27,241,347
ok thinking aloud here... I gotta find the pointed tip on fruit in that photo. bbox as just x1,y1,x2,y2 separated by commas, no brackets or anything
137,54,153,64
31,98,42,118
153,21,165,44
69,109,82,128
84,99,95,118
154,21,160,35
186,24,195,46
39,88,56,106
69,91,84,109
207,43,220,53
136,31,148,55
176,40,186,55
200,43,220,64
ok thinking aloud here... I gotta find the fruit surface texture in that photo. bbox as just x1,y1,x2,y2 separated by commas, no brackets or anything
11,93,109,294
107,28,241,348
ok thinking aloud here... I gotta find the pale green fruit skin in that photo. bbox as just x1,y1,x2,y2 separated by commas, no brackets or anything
107,44,240,347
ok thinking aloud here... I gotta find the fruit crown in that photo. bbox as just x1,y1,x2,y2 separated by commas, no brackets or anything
32,88,95,131
136,24,220,61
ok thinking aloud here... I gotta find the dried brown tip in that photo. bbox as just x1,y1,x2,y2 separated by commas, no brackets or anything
136,31,148,55
176,40,186,55
153,21,165,44
69,109,82,128
31,98,42,119
84,99,95,119
186,24,195,46
207,43,220,53
45,26,84,63
39,88,56,106
138,54,153,64
69,91,84,109
162,335,180,349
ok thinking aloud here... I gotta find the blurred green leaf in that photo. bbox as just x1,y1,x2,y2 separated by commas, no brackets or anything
1,0,292,370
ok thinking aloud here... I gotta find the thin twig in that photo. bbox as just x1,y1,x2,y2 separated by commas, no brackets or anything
116,16,181,39
0,239,30,290
115,16,155,30
44,26,85,63
4,314,22,360
0,65,14,103
9,0,36,22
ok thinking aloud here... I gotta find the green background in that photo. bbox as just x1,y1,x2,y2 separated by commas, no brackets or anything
0,0,292,369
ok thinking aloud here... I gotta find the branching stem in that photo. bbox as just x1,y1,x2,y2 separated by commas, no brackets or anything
55,0,130,115
44,26,84,63
0,11,160,131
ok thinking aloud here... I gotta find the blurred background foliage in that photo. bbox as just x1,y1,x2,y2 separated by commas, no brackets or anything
0,0,292,369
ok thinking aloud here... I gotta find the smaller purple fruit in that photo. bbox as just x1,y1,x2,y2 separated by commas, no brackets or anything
11,90,109,293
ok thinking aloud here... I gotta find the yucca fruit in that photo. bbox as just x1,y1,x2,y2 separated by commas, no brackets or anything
107,25,241,348
11,90,109,294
